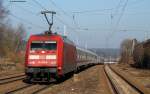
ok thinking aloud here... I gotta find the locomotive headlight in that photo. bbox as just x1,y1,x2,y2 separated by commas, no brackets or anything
46,55,56,59
29,55,39,59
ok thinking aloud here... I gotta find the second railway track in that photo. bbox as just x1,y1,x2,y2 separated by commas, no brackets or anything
0,73,25,85
0,73,54,94
6,84,53,94
104,64,145,94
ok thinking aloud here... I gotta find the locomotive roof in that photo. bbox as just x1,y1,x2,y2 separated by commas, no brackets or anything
30,33,96,56
31,33,75,46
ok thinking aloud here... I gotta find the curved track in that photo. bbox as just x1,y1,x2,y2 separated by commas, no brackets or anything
104,64,145,94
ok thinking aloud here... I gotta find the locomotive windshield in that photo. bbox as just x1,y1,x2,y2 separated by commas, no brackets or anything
30,41,57,50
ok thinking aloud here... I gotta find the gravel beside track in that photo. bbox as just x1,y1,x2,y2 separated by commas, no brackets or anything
37,65,112,94
7,84,49,94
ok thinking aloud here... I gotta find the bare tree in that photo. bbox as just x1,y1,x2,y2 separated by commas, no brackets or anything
120,39,135,64
14,24,27,53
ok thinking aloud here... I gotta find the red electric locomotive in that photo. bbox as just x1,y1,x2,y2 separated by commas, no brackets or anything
25,32,77,81
25,11,99,82
25,32,99,82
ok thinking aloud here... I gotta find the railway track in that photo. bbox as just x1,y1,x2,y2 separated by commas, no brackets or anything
1,64,147,94
104,64,145,94
6,84,52,94
0,73,54,94
0,73,25,85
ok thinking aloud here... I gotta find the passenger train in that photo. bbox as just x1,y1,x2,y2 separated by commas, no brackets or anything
25,32,100,82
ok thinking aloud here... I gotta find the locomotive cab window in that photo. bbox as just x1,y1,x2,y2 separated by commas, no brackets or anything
30,41,57,50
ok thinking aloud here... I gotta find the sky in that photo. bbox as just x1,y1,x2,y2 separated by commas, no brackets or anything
4,0,150,48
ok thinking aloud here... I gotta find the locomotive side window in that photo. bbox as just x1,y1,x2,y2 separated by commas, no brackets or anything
31,41,57,50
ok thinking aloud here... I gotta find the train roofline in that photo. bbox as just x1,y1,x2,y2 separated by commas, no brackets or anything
76,47,98,56
29,33,97,56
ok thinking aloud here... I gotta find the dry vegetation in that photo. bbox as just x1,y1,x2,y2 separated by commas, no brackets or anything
134,40,150,68
120,38,150,69
120,39,135,64
0,0,26,71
